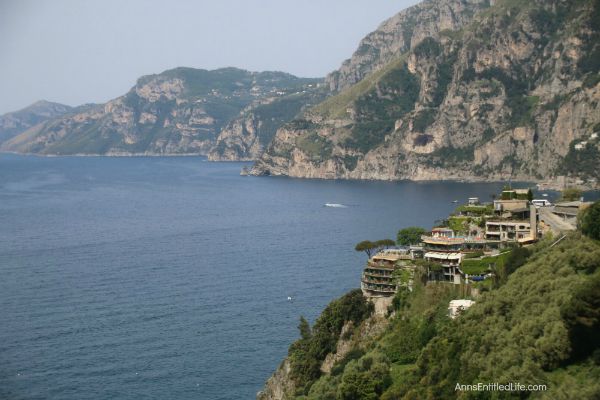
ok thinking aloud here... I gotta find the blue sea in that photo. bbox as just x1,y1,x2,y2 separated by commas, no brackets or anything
0,154,568,399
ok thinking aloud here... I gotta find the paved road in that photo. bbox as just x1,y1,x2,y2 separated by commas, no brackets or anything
538,206,576,234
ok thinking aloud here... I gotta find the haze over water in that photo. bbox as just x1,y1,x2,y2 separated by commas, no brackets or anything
2,154,515,399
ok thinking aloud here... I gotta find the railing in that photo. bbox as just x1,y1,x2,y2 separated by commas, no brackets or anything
363,270,392,278
361,282,397,293
361,276,395,285
367,261,395,270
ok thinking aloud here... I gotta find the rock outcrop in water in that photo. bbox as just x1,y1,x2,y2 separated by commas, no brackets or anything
250,0,600,187
1,68,320,156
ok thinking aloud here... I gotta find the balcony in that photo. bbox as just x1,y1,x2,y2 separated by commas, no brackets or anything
361,282,397,293
361,276,394,285
367,261,395,270
363,270,392,278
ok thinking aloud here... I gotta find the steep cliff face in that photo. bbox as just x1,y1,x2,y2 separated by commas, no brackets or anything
0,100,73,144
252,0,600,186
326,0,490,92
257,314,388,400
208,88,326,161
2,68,319,155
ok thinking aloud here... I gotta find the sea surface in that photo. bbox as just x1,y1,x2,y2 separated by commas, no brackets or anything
0,154,571,400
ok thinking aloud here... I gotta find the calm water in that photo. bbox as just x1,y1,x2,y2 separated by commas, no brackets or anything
0,154,538,399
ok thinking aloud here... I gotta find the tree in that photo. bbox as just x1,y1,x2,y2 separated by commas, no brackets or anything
579,201,600,240
298,316,312,340
355,240,377,258
396,227,427,246
527,188,533,201
375,239,395,249
497,246,531,284
561,187,583,201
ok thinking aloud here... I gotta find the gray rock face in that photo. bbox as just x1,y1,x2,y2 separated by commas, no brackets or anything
208,112,263,161
0,100,73,144
208,87,327,161
326,0,490,92
252,0,600,187
2,68,320,156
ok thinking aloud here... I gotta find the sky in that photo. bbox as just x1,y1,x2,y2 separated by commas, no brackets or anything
0,0,419,114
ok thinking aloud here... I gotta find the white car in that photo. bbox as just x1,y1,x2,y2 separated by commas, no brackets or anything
532,199,552,207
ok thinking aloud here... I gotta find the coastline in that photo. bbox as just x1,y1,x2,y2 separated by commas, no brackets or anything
2,151,597,191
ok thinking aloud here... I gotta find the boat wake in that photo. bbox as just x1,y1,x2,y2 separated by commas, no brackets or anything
324,203,347,208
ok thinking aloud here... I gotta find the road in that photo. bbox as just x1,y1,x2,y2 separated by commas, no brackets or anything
538,206,576,234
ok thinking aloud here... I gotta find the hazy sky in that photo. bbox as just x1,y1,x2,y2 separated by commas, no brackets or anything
0,0,419,114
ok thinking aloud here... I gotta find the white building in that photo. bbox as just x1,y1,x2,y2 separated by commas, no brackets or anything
448,299,475,319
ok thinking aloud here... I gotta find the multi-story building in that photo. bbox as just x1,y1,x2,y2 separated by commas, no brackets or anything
424,251,463,284
485,204,537,244
420,228,486,284
360,249,411,297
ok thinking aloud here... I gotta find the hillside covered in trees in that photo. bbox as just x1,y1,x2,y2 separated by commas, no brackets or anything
258,202,600,400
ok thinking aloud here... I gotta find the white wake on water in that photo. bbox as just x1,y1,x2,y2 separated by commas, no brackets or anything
324,203,347,208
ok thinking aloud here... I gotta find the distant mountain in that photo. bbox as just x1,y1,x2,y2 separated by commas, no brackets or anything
2,68,321,156
0,100,73,144
250,0,600,186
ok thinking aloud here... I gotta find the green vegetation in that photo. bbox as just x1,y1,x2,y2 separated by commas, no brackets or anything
312,56,420,155
283,222,600,399
561,187,583,201
500,187,532,200
288,290,373,395
559,141,600,181
447,216,469,235
462,66,540,128
459,248,528,282
149,67,319,98
355,239,395,258
579,201,600,240
412,37,441,58
577,0,600,75
432,58,456,106
242,90,328,149
343,120,395,154
402,234,600,399
313,56,409,120
454,204,494,216
411,109,436,133
428,144,475,166
509,95,539,127
344,63,420,153
296,131,333,162
342,155,360,171
396,227,426,246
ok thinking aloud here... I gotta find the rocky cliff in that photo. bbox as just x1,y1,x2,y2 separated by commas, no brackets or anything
257,312,388,400
208,87,327,161
0,100,73,144
2,68,319,156
326,0,490,92
251,0,600,186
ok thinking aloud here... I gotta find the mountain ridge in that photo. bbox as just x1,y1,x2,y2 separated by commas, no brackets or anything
0,100,73,144
1,67,322,156
250,0,600,188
